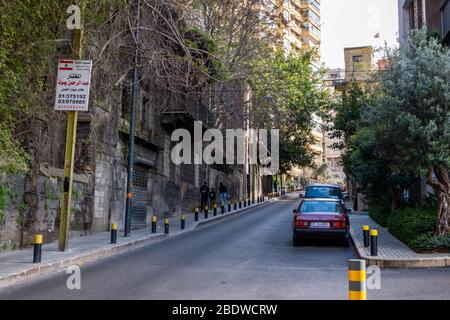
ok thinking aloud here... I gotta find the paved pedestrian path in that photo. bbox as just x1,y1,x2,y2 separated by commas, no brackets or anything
0,198,273,288
349,212,450,268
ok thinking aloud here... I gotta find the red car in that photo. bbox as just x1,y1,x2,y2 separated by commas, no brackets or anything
292,198,350,247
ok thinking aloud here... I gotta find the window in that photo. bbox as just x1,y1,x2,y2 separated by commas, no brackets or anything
284,38,291,53
352,55,363,72
310,24,321,37
283,9,290,23
308,10,320,25
409,1,415,29
305,186,343,199
352,55,363,62
300,201,342,213
417,0,423,29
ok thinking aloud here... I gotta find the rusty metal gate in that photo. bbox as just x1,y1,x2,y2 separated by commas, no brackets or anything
131,165,148,229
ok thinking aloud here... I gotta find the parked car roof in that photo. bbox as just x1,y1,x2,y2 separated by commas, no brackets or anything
301,198,341,202
307,183,341,188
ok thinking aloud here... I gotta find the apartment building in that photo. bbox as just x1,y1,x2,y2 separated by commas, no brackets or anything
343,46,376,82
398,0,450,46
277,0,321,58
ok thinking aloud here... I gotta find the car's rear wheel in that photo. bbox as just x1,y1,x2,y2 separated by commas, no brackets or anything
293,235,301,247
341,236,350,247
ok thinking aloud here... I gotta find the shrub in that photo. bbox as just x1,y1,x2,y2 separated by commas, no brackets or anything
387,207,436,246
368,195,391,227
410,233,450,252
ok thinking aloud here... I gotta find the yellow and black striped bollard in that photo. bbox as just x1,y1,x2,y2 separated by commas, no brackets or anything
371,230,378,256
348,259,366,300
181,214,186,230
221,204,225,214
363,225,370,247
204,206,209,219
33,235,43,263
111,223,118,244
151,215,157,233
164,218,170,234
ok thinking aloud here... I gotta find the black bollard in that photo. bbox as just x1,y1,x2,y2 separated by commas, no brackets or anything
111,223,118,244
181,215,185,230
164,218,170,234
221,204,225,214
195,208,199,222
33,235,43,263
204,206,209,219
213,204,217,216
370,230,378,256
152,215,157,233
363,225,370,247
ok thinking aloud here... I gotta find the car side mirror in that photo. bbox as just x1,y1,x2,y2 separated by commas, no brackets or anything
293,208,298,214
345,208,352,214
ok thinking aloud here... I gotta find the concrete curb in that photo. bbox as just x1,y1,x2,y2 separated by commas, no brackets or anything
0,199,275,289
193,200,274,229
349,227,450,269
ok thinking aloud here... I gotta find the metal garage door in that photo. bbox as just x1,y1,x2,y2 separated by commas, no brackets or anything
131,165,148,229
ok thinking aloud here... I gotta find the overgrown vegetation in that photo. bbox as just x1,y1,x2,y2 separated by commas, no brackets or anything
331,28,450,251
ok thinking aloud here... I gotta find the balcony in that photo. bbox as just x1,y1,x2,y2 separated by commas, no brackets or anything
299,0,320,15
442,0,450,45
162,93,215,129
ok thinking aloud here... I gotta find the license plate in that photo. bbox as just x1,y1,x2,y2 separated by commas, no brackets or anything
310,222,330,228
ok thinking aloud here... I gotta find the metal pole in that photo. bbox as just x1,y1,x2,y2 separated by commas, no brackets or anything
124,0,141,237
59,27,83,252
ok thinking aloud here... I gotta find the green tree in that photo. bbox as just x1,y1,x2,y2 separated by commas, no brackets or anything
249,50,331,174
331,75,416,213
365,29,450,235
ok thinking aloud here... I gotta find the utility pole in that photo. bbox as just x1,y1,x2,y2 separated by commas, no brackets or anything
124,0,142,237
58,23,84,251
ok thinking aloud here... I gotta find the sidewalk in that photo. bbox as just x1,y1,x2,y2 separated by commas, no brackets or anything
349,212,450,268
0,198,274,288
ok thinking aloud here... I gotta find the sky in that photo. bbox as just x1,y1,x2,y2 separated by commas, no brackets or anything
320,0,399,69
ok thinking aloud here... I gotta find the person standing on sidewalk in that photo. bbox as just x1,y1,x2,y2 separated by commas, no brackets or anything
200,181,210,210
209,187,217,208
219,183,228,207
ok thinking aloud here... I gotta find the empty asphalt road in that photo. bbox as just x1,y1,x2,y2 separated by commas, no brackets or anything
1,193,449,300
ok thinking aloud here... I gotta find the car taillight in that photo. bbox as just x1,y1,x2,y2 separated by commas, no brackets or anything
333,220,347,228
295,216,309,227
